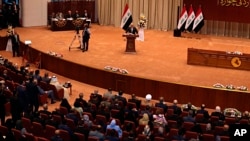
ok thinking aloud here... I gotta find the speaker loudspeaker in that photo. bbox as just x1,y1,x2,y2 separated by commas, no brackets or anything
173,29,181,37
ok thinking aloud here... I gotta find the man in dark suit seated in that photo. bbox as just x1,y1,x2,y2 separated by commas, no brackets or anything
126,23,138,34
196,104,210,122
170,99,182,116
128,94,141,109
183,110,195,123
114,90,127,107
65,10,73,19
73,10,80,19
155,96,168,113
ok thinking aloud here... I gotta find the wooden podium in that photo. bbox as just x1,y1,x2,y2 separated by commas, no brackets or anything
122,34,139,53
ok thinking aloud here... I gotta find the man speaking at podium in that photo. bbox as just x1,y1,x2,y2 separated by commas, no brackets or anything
126,23,138,34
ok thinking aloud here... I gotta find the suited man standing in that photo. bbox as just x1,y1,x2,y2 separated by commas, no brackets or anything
10,30,20,57
82,23,90,52
126,23,138,34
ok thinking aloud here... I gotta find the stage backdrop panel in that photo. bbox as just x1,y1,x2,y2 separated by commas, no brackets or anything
183,0,250,23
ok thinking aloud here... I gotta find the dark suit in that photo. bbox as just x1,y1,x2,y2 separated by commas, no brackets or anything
82,27,90,51
10,33,20,57
126,26,138,34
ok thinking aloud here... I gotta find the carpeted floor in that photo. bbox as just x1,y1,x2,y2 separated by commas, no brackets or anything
1,24,250,112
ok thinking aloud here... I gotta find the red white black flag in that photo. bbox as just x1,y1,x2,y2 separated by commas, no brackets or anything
193,5,204,33
185,5,195,32
177,4,188,31
120,4,133,31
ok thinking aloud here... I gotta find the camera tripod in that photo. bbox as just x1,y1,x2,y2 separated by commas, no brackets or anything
68,33,82,51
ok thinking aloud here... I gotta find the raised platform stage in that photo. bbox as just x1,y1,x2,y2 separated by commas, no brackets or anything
1,25,250,111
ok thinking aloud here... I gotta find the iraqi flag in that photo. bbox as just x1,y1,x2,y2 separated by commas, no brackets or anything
177,4,188,31
185,5,195,32
192,6,204,33
120,4,133,31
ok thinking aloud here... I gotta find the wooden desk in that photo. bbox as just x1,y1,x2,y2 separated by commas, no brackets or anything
50,18,85,31
187,48,250,70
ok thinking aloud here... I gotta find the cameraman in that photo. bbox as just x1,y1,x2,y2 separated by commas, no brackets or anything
10,30,20,57
82,23,90,52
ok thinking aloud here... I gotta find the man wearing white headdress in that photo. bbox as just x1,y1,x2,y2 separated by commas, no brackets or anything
50,76,70,100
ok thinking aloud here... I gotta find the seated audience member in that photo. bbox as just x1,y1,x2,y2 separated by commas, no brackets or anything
50,76,70,99
56,12,64,20
107,119,123,138
140,105,153,121
171,99,182,116
142,94,153,107
215,124,230,141
153,109,168,127
125,104,139,125
83,114,93,128
100,97,111,109
106,129,120,141
114,90,127,107
123,131,136,141
73,10,80,19
103,88,114,101
72,100,83,118
58,119,74,136
60,98,72,113
2,69,11,80
128,93,141,109
33,69,42,82
142,124,153,141
183,102,196,117
89,89,102,107
154,126,165,138
65,109,79,125
75,120,90,140
241,111,250,120
89,125,105,141
211,106,225,126
183,110,195,123
42,72,51,84
39,104,52,117
35,79,56,104
83,9,89,19
75,92,88,108
97,103,110,121
155,96,168,113
196,104,210,122
51,130,63,141
203,123,214,134
139,113,150,125
66,10,73,19
173,128,186,141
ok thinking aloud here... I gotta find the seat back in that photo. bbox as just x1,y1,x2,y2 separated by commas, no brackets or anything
0,125,8,136
21,117,33,133
95,114,107,125
88,136,99,141
59,106,68,115
65,118,76,131
74,132,85,141
45,125,56,140
24,133,36,141
11,128,22,141
59,129,71,141
202,134,215,141
182,122,195,131
32,122,45,137
37,137,50,141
